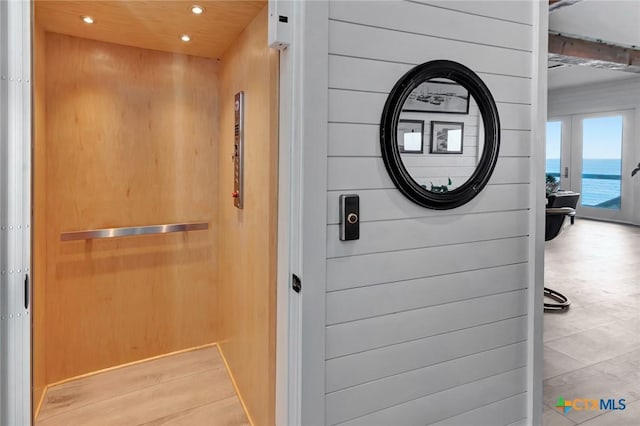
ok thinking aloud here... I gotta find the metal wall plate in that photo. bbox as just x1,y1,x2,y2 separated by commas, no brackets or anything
233,91,245,209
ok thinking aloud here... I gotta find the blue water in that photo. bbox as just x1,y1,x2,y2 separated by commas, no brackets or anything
546,158,621,209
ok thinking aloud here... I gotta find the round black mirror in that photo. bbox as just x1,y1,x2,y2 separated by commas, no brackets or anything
380,60,500,210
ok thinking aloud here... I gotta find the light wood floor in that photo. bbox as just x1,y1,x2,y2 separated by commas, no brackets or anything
36,346,250,426
543,219,640,425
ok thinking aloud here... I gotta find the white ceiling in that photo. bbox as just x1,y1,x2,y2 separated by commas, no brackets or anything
548,65,638,90
550,0,640,47
548,0,640,90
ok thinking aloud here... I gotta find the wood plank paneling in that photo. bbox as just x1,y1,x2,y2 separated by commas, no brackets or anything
36,347,248,426
326,342,527,425
329,1,532,52
326,289,527,359
321,1,534,424
326,316,528,393
328,89,531,129
35,1,265,59
33,23,48,419
430,393,527,426
37,370,232,426
38,346,222,421
328,56,532,105
44,33,219,383
549,77,640,117
327,210,529,258
217,7,278,426
327,184,531,224
326,263,528,324
327,156,530,190
412,1,534,25
328,20,532,78
335,368,527,426
327,237,529,291
138,397,250,426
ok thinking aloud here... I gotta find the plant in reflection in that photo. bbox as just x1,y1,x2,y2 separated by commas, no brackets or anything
430,177,453,193
546,174,560,196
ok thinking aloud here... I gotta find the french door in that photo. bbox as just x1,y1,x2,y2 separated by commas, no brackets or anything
571,110,635,222
547,110,635,223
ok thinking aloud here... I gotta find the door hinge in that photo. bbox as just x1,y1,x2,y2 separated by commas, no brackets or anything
292,273,301,293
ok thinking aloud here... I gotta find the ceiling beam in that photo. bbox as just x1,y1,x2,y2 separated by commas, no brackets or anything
549,33,640,73
549,0,584,13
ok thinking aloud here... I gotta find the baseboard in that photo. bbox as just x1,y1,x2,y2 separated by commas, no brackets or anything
218,345,255,426
34,384,48,421
45,342,219,389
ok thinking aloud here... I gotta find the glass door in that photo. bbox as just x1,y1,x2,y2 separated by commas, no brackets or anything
570,110,635,222
546,117,571,192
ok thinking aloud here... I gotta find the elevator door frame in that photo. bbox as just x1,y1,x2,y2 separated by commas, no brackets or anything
0,1,32,425
2,0,350,424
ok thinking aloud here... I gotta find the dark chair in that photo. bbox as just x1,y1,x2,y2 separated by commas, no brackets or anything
544,191,580,313
547,191,581,224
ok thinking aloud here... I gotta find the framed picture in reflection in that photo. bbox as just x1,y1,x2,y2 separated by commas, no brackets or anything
430,121,464,154
397,119,424,154
402,80,470,114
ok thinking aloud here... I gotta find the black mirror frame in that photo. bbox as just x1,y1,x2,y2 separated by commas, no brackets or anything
380,60,500,210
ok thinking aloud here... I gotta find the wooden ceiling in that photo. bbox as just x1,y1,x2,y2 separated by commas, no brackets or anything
35,0,266,59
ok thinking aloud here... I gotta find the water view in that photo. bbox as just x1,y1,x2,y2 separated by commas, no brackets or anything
546,116,624,210
546,158,621,209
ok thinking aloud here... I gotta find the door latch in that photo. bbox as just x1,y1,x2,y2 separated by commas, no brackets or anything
24,274,29,309
292,274,301,293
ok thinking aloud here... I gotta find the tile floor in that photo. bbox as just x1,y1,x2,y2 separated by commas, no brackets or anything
544,219,640,425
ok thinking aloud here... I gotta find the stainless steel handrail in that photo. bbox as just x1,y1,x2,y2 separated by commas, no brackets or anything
60,222,209,241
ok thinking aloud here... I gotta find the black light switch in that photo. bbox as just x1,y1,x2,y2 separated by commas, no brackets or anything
339,194,359,241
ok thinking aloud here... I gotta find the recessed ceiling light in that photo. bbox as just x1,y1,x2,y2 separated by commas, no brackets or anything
181,34,191,43
82,16,94,24
191,5,205,15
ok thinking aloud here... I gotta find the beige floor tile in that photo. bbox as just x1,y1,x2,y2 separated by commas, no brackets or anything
544,346,587,380
578,400,638,426
543,407,576,426
543,354,640,423
545,323,640,366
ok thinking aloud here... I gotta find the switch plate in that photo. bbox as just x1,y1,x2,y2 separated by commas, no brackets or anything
339,194,359,241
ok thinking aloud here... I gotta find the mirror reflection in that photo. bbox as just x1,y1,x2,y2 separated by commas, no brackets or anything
397,78,484,193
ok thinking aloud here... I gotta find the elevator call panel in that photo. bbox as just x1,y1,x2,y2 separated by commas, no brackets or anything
233,91,244,209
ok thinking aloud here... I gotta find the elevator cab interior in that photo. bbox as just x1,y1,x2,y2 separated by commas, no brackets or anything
32,1,278,424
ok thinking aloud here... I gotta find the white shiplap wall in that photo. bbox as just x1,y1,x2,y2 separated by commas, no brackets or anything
324,1,534,425
548,76,640,117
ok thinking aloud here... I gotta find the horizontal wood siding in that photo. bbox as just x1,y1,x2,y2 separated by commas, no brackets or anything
324,1,534,425
548,77,640,117
336,368,527,426
326,315,528,392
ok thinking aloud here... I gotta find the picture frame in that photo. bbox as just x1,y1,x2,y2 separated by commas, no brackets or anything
430,121,464,154
397,119,424,153
402,80,470,114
